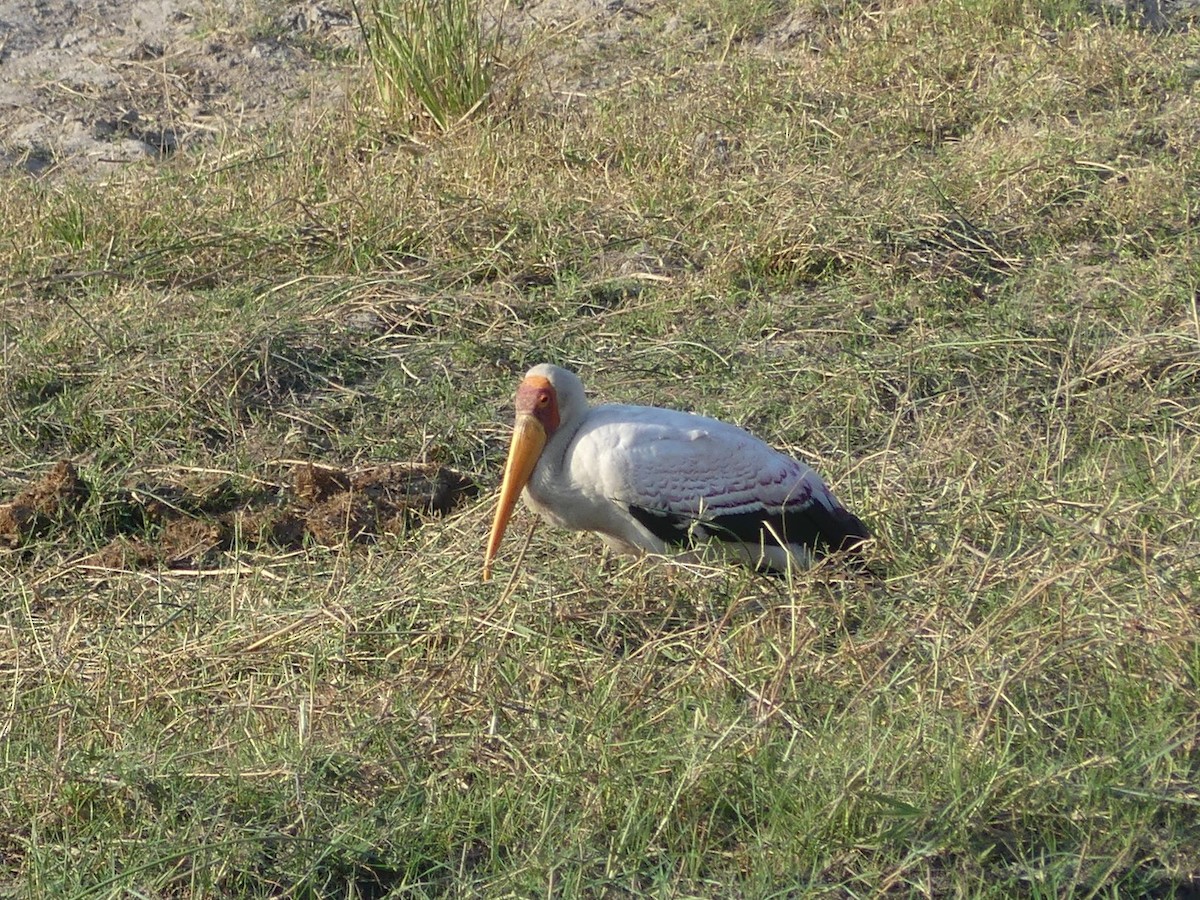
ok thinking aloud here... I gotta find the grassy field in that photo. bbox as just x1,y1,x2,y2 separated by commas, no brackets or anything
3,0,1200,895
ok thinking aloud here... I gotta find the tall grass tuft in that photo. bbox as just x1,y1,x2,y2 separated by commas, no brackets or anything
354,0,495,131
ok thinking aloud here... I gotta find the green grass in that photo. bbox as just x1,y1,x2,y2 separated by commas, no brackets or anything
3,0,1200,894
353,0,496,131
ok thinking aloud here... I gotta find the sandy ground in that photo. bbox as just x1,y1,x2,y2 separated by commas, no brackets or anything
0,0,660,176
0,0,358,175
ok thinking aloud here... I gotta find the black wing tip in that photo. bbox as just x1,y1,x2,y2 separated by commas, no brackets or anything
812,505,885,579
823,506,871,554
627,500,877,575
627,504,691,546
806,503,875,571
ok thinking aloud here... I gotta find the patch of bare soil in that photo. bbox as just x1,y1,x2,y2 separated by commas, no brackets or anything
0,460,90,547
0,459,477,570
0,0,836,177
0,0,358,175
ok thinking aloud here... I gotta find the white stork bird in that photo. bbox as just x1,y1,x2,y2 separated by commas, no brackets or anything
483,364,870,580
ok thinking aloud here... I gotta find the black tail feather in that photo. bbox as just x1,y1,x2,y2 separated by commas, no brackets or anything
805,502,870,557
628,500,870,567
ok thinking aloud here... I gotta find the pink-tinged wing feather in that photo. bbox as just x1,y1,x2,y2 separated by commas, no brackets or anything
565,405,826,519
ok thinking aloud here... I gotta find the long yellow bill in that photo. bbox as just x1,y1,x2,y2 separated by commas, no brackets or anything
483,414,547,581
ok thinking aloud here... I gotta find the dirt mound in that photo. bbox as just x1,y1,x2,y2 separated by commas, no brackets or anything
0,460,90,548
0,460,477,570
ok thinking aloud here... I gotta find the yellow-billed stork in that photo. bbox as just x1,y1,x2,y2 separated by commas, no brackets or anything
483,364,870,580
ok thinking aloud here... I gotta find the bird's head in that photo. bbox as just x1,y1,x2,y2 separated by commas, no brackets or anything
483,364,586,581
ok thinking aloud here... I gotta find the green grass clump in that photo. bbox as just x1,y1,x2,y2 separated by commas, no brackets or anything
354,0,495,131
2,0,1200,894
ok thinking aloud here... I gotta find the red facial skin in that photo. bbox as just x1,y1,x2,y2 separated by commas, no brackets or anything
515,376,560,437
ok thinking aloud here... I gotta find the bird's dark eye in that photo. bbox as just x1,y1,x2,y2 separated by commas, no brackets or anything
538,394,550,406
